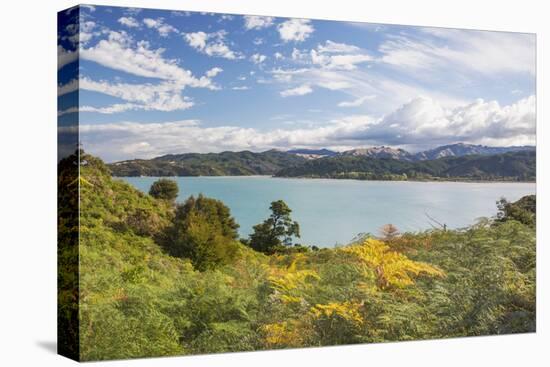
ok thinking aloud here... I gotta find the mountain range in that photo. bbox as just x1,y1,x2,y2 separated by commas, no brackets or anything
107,143,535,181
287,143,535,161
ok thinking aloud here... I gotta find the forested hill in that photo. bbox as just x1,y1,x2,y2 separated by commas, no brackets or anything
108,148,535,182
109,150,308,177
275,151,536,181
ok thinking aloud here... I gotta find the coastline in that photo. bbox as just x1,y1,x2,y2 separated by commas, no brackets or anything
114,174,536,184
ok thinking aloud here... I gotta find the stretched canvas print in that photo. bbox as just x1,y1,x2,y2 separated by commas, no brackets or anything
58,4,536,362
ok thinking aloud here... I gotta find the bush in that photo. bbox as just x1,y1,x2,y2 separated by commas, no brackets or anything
149,179,179,202
164,195,240,270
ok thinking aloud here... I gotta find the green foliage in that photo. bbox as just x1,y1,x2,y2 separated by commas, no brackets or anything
149,178,179,202
163,195,240,271
496,195,536,227
67,152,536,360
248,200,301,254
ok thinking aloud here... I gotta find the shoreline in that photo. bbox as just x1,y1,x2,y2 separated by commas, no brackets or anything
115,175,536,184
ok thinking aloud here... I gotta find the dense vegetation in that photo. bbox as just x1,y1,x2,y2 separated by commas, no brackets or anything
148,178,179,202
108,148,535,182
62,152,535,361
275,151,536,181
109,149,308,177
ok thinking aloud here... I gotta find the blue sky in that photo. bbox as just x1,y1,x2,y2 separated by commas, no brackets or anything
58,5,536,162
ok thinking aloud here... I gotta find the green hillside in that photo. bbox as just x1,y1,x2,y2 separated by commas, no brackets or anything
108,149,535,182
109,150,308,176
275,151,536,181
59,152,536,361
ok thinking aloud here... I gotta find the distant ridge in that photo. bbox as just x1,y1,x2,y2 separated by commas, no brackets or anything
108,143,535,180
413,143,535,161
341,146,414,161
287,148,338,159
285,143,535,161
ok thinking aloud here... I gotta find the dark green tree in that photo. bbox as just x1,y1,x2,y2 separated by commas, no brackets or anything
149,179,179,202
163,194,240,270
248,200,300,254
495,195,536,227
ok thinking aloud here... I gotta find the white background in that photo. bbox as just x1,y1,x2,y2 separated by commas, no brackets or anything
0,0,547,365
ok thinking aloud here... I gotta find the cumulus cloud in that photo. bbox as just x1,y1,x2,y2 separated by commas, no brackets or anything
205,67,223,78
250,53,267,64
338,95,376,107
183,31,242,59
280,84,313,97
243,15,274,30
278,19,314,42
76,29,228,112
143,18,178,37
63,20,97,46
78,116,374,161
118,16,139,28
363,95,536,148
80,31,214,87
77,96,535,161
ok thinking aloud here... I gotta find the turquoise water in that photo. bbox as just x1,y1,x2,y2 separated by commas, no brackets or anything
121,177,535,247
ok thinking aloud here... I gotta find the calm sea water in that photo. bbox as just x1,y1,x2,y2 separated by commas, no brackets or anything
121,177,535,247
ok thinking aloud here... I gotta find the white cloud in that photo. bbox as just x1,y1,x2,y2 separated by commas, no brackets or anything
80,31,216,89
58,103,139,116
57,45,77,70
338,95,376,107
317,40,361,54
205,67,223,78
243,15,274,30
250,53,267,64
379,29,535,76
232,86,250,90
143,18,178,37
365,95,536,148
77,95,535,161
81,5,96,12
278,19,314,42
78,117,373,161
274,52,284,60
183,31,241,59
118,16,139,28
57,79,78,96
310,41,372,70
79,77,195,111
311,52,372,70
63,20,97,46
280,84,313,97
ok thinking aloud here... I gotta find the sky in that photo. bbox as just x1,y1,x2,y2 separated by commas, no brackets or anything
58,5,536,162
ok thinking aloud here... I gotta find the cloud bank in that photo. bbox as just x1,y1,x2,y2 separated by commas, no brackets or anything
78,95,535,162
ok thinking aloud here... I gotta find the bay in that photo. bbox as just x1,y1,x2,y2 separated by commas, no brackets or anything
121,177,535,247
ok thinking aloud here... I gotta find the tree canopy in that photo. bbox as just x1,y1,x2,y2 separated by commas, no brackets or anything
248,200,301,254
163,194,240,270
149,178,179,202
